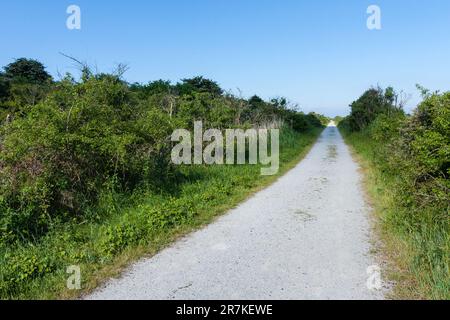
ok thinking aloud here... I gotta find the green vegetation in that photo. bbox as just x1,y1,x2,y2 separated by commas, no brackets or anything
339,86,449,299
332,116,345,125
0,58,326,299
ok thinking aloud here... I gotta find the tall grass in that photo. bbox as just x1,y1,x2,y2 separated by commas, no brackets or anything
341,130,449,300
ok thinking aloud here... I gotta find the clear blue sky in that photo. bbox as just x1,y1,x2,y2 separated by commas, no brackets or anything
1,0,449,116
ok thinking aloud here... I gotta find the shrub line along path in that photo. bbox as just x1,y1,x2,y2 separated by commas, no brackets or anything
87,124,386,300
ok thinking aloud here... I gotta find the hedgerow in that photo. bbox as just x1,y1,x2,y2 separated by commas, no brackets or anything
339,87,449,299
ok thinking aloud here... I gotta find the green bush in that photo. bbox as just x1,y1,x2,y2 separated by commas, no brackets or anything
394,92,449,223
339,88,449,299
0,57,327,246
0,75,174,242
345,86,403,132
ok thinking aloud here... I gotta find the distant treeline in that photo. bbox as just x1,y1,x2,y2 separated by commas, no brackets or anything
0,58,327,245
339,86,449,299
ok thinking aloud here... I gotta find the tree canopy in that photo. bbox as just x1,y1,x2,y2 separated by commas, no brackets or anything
177,76,224,96
3,58,52,84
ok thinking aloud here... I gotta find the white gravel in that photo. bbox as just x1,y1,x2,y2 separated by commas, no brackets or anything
86,125,385,300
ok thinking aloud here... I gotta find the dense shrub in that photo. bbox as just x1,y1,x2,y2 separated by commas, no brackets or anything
0,58,327,246
393,92,450,220
339,87,449,299
359,91,450,223
3,58,52,84
0,75,174,242
342,86,403,132
176,92,236,128
0,58,54,123
176,76,224,96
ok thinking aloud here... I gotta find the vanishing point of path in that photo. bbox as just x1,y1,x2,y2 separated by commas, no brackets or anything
87,125,385,300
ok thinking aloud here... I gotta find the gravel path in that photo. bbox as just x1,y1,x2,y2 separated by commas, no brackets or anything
87,125,385,300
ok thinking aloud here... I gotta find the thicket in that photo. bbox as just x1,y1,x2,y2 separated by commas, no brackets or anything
339,86,449,299
0,58,325,246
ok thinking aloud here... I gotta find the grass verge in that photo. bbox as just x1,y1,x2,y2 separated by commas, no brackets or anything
0,127,322,299
341,129,449,300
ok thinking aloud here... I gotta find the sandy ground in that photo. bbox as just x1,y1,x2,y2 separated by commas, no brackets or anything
87,125,385,300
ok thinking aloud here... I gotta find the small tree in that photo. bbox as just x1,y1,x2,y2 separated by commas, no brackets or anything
177,76,223,96
3,58,52,84
347,86,404,132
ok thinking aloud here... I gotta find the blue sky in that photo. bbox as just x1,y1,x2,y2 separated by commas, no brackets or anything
1,0,449,116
